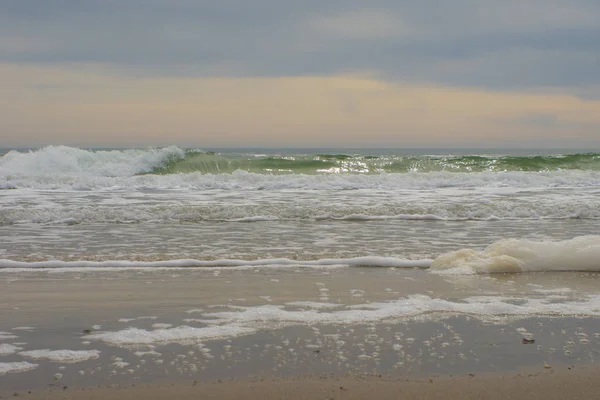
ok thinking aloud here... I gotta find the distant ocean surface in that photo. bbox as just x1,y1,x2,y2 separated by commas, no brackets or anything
1,145,600,274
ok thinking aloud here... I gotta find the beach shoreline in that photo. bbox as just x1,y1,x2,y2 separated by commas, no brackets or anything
3,268,600,397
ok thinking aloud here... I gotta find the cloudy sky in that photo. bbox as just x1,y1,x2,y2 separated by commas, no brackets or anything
1,0,600,147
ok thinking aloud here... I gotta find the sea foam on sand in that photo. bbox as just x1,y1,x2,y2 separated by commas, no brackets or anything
0,362,38,375
19,349,101,363
0,343,23,356
0,332,18,340
85,294,600,347
431,236,600,274
87,325,256,346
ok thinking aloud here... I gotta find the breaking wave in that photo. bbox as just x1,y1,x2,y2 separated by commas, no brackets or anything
2,146,600,178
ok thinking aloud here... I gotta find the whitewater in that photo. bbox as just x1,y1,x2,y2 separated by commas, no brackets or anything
1,146,600,274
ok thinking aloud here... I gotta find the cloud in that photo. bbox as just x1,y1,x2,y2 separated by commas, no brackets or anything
306,9,411,40
1,63,599,148
0,1,599,92
2,2,600,147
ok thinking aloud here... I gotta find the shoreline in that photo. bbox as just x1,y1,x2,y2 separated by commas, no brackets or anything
3,269,600,397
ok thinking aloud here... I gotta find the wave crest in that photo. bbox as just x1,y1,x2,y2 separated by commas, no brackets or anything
3,147,600,179
0,145,186,177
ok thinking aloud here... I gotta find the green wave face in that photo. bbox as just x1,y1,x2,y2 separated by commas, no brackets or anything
148,152,600,175
149,152,339,174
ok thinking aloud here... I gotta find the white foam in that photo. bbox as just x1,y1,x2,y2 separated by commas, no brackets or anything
19,349,100,363
134,350,162,357
431,236,600,274
118,316,158,323
0,361,38,375
2,173,600,226
152,323,173,329
85,294,600,347
87,325,256,346
532,288,573,294
0,256,431,271
229,216,279,222
112,360,129,368
285,301,341,309
0,343,23,355
208,295,600,325
334,214,445,221
0,146,185,177
12,326,35,331
2,200,599,225
0,332,18,340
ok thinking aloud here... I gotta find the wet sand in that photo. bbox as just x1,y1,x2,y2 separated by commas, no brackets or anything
2,267,600,397
8,367,600,400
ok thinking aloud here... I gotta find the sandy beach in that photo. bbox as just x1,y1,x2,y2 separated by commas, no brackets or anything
3,268,600,399
7,367,600,400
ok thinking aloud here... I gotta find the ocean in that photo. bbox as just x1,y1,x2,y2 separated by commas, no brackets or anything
1,146,600,385
1,146,599,270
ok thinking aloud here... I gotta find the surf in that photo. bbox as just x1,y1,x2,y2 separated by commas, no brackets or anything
3,146,600,179
431,235,600,274
2,236,600,275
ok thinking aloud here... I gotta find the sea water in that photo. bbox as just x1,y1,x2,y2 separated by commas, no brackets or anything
2,146,600,382
1,146,599,272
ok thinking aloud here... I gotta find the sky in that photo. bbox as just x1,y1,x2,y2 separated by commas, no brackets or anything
1,0,600,148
